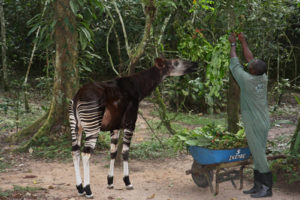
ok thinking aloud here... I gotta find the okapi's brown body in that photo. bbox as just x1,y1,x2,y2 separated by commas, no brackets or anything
73,66,162,132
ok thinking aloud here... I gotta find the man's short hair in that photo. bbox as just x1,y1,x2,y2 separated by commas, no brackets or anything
251,59,267,75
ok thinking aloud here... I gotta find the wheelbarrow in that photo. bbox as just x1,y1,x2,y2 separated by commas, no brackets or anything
185,146,286,195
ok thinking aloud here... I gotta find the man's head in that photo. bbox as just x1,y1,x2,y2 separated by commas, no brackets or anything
248,59,267,75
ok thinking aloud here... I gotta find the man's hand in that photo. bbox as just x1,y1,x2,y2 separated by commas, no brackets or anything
238,32,246,43
229,33,236,43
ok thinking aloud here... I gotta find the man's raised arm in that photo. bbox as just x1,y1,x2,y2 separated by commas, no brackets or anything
238,33,254,63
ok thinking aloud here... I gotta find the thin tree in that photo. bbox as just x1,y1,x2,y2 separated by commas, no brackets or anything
290,117,300,154
14,0,79,146
0,0,8,91
23,0,48,113
291,96,300,154
227,0,240,134
113,0,155,75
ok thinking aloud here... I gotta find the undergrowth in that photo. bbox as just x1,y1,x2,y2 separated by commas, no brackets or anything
150,110,226,127
270,154,300,184
130,138,177,160
17,132,111,160
268,133,300,183
0,185,43,198
0,160,11,173
0,88,48,136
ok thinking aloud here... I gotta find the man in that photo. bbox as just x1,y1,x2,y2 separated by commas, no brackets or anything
228,32,272,198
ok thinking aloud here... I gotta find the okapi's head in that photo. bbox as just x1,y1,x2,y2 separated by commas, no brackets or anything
154,57,198,78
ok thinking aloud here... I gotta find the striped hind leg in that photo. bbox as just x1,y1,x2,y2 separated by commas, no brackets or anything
107,130,120,189
69,102,84,195
79,101,104,198
122,129,134,189
81,130,99,199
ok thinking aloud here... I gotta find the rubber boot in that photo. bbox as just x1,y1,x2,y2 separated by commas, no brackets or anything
243,170,262,194
251,172,272,198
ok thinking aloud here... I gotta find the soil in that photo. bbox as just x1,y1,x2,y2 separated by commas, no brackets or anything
1,101,300,200
1,154,300,200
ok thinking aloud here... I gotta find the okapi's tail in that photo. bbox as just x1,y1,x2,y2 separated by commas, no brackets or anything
69,99,80,151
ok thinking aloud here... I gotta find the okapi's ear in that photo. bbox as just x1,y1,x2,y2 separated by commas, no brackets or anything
154,57,165,69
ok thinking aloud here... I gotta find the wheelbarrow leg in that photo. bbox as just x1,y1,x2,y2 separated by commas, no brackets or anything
204,169,214,194
215,169,220,195
240,165,245,190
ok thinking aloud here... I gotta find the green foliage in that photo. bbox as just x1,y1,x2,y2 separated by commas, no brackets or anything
173,23,230,111
171,123,247,151
190,0,215,12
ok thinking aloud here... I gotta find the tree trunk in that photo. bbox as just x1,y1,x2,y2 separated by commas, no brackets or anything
0,0,8,91
227,0,240,134
15,0,79,147
290,116,300,154
227,73,240,133
115,130,124,166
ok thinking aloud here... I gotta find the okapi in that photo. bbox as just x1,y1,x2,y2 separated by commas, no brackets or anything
69,57,198,198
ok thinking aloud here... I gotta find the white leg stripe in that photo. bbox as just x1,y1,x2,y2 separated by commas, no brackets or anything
108,159,115,177
123,161,129,176
72,152,82,186
123,145,129,152
82,153,91,187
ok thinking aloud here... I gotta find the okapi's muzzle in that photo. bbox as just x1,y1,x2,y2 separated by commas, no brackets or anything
184,61,198,74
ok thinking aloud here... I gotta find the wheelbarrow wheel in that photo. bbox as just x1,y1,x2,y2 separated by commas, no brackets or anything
191,161,213,188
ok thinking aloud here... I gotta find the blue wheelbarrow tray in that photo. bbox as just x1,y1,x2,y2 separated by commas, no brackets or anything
188,146,251,165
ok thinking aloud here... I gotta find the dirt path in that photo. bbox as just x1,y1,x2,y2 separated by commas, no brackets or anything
1,153,299,200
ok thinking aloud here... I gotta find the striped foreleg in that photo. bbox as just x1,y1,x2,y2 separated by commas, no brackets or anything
107,130,120,189
122,129,134,189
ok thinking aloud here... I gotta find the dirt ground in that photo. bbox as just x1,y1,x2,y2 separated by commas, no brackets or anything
1,101,300,200
1,152,300,200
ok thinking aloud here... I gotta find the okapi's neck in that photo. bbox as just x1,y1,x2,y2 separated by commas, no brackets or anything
129,66,164,101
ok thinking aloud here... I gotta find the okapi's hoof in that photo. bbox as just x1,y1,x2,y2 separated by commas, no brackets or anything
123,176,133,190
76,184,85,196
107,175,114,189
85,194,94,199
107,184,114,189
126,184,134,190
84,185,93,199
